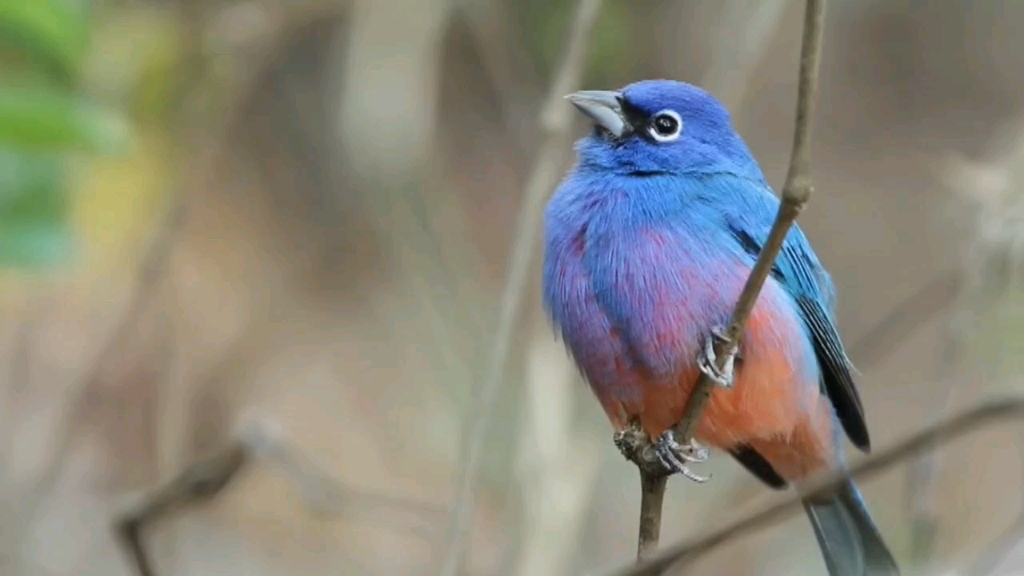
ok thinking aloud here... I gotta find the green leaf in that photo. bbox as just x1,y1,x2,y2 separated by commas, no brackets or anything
0,147,73,269
0,0,89,83
0,86,131,153
0,220,73,268
0,147,61,205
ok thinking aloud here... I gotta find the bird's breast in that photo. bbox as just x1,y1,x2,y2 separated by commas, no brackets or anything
544,173,826,454
581,214,748,376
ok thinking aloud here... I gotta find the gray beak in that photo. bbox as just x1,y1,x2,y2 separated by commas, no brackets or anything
565,90,628,138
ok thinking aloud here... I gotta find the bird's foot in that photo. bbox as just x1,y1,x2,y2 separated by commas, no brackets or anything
698,326,736,388
613,429,629,456
655,431,710,482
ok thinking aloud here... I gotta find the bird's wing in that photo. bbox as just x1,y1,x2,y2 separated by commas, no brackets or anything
720,175,871,452
730,444,788,488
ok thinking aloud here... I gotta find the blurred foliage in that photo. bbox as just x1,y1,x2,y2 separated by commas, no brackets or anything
0,0,88,86
0,0,153,271
516,0,637,87
0,0,198,277
74,6,183,275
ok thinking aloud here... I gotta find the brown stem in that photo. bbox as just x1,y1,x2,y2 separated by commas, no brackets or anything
637,472,668,561
115,443,250,576
434,0,603,574
617,0,829,560
115,419,448,576
675,0,826,442
607,399,1024,576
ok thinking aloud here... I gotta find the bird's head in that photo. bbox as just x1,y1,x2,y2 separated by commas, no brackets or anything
568,79,763,179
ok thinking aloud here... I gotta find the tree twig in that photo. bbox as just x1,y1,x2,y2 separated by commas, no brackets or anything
114,417,447,576
961,511,1024,576
115,442,247,576
906,117,1024,567
605,398,1024,576
847,269,963,368
508,310,601,576
434,0,603,574
617,0,827,560
700,0,794,115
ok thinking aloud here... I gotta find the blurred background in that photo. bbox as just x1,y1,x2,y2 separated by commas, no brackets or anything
2,0,1024,575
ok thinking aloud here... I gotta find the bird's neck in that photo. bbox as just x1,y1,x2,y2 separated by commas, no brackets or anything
558,171,712,232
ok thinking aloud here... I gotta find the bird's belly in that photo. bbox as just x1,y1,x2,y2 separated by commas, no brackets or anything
570,231,821,449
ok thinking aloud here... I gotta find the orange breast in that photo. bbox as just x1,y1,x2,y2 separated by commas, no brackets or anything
596,282,837,481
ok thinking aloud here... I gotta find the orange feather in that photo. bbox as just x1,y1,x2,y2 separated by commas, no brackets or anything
596,290,836,481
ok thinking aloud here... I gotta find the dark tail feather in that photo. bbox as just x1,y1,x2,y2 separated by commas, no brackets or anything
803,479,900,576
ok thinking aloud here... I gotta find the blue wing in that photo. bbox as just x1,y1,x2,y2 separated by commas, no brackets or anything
721,174,871,452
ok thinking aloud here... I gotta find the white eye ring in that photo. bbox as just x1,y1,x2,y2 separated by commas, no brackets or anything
647,109,683,142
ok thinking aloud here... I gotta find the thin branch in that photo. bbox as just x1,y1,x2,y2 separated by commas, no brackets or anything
961,509,1024,576
16,0,206,525
17,200,187,523
115,443,247,576
701,0,794,115
627,2,795,545
115,417,447,576
434,1,603,574
846,269,963,368
605,398,1024,576
906,117,1024,567
618,0,827,559
508,312,601,576
636,474,669,560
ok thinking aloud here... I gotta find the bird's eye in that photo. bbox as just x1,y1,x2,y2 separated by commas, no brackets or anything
648,110,682,142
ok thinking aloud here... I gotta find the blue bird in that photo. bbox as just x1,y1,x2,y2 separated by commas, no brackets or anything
542,79,899,576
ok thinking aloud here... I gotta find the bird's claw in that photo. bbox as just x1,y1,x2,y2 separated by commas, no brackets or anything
698,327,735,388
655,431,710,483
613,430,630,457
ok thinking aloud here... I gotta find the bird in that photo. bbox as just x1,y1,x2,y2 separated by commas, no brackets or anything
542,79,899,576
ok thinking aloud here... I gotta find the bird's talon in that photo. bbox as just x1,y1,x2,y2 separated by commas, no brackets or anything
699,330,735,388
655,431,710,482
613,430,629,456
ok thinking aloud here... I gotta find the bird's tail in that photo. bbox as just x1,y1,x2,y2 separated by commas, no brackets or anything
802,479,900,576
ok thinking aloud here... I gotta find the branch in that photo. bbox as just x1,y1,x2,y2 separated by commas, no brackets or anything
606,398,1024,576
700,0,793,115
16,200,187,525
16,0,208,529
508,312,601,576
434,0,603,574
847,269,963,369
961,511,1024,576
114,417,447,576
618,0,827,560
907,115,1024,566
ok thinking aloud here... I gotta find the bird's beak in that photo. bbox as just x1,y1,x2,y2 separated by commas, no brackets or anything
565,90,628,139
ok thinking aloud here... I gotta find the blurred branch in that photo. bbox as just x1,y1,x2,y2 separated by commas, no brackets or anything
617,0,827,561
16,0,281,566
700,0,793,114
847,269,963,368
116,440,246,576
5,0,204,527
115,416,447,576
606,398,1024,576
329,0,486,409
17,201,187,522
624,0,798,540
456,0,544,152
509,311,601,576
961,511,1024,576
435,0,603,573
908,116,1024,565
